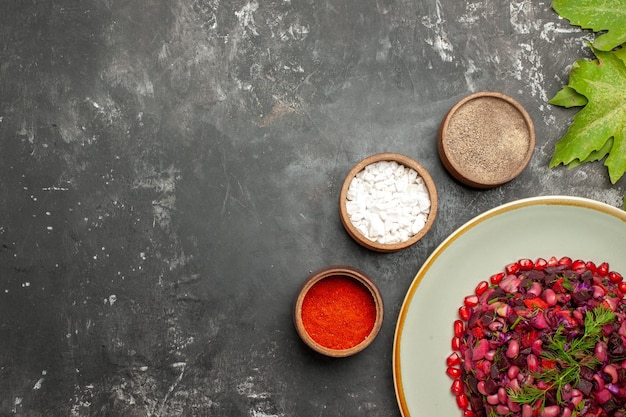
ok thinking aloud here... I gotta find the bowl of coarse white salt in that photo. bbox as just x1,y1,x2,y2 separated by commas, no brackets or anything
339,153,438,252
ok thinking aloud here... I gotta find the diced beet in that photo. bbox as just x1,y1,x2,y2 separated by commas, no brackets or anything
466,373,478,391
572,289,592,304
519,347,531,356
581,270,593,284
469,395,485,413
578,378,593,396
519,276,533,290
544,272,558,284
526,269,546,282
512,296,525,307
580,366,595,380
487,287,505,302
479,311,495,326
468,312,481,329
492,354,508,371
511,353,527,368
490,364,499,380
483,379,498,395
484,405,496,417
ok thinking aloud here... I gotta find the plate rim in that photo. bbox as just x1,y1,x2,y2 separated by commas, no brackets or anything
392,195,626,417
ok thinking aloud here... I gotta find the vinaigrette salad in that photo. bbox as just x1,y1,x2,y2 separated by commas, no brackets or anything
447,257,626,417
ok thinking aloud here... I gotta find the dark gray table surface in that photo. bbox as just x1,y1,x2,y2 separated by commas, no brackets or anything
1,1,624,416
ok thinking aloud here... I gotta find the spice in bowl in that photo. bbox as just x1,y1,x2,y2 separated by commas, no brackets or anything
302,276,376,349
339,153,438,252
346,160,430,244
438,92,535,189
293,266,383,357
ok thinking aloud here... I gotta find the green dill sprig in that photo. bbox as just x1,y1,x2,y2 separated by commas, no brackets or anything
561,276,574,292
507,307,616,408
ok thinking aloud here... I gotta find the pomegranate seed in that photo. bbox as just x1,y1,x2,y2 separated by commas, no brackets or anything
558,256,572,267
547,256,559,267
454,320,464,337
456,393,469,409
474,281,489,297
572,259,586,270
609,271,623,283
518,258,533,270
451,337,461,351
598,262,609,276
585,261,597,273
490,272,505,285
447,352,461,367
619,282,626,293
464,295,479,308
534,258,548,270
458,305,471,321
475,281,489,296
505,262,520,275
447,366,461,379
451,378,464,395
464,410,477,417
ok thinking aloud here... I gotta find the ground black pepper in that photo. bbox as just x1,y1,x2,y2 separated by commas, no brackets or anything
441,95,533,186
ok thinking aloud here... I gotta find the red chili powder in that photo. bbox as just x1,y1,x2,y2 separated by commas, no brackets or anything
301,275,377,350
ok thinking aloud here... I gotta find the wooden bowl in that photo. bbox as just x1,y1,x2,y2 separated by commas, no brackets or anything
293,266,384,358
438,92,535,189
339,153,438,252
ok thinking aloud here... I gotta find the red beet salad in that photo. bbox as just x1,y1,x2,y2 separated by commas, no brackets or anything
446,257,626,417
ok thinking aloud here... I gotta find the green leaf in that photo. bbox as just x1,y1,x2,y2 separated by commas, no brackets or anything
552,0,626,51
549,86,588,107
566,137,612,168
549,47,626,183
616,46,626,65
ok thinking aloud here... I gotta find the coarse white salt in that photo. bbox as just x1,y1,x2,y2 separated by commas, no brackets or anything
345,160,431,244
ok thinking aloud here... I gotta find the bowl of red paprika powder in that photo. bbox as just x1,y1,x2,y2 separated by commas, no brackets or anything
293,266,384,358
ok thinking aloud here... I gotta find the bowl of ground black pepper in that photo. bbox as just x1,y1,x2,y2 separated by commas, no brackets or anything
438,92,535,189
293,266,384,358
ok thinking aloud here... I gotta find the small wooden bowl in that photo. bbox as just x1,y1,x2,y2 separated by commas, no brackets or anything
293,266,384,358
339,153,438,252
438,92,535,189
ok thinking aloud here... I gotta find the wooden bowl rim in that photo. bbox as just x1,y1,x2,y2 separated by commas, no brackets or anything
437,91,536,189
339,152,438,253
293,265,384,358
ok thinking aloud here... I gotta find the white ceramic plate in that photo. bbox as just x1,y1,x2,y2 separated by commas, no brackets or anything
393,196,626,417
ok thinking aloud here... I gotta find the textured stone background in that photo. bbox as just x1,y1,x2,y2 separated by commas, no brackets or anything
1,1,623,416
